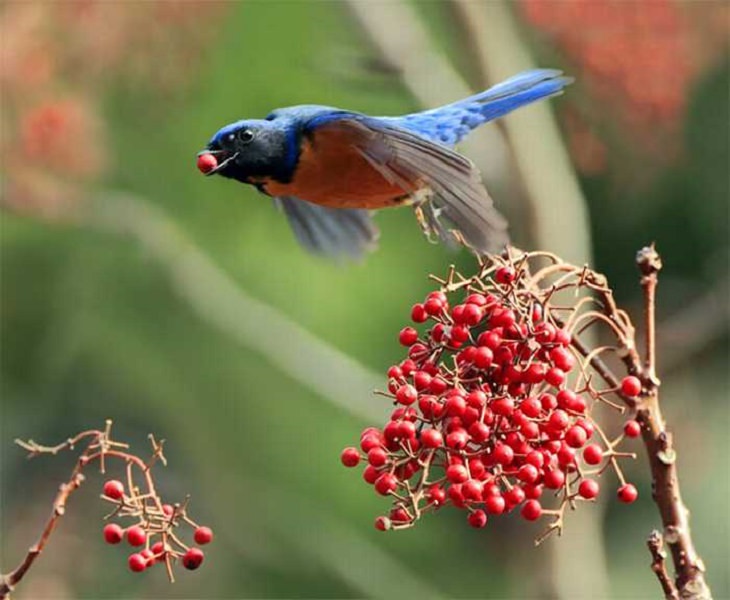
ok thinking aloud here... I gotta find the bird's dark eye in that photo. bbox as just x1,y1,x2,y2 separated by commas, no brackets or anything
237,129,255,144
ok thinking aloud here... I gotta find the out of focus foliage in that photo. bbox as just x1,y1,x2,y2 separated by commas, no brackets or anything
1,1,727,598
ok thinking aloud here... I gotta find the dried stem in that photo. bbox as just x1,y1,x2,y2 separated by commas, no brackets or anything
647,530,680,600
632,246,711,599
0,472,86,599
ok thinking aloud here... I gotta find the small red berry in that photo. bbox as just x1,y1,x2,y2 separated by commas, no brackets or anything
196,153,218,174
621,376,642,397
182,547,205,570
492,443,514,466
398,327,419,346
565,425,588,448
579,479,600,499
427,485,446,506
505,486,526,506
128,552,147,573
162,504,174,517
446,429,469,450
194,526,214,545
624,419,641,438
375,473,398,496
468,509,488,528
617,483,638,504
521,499,542,521
395,384,417,406
374,516,391,531
126,525,147,547
545,367,566,387
543,469,565,489
340,447,360,467
424,297,444,316
411,304,428,323
583,444,604,465
102,480,125,501
421,428,443,448
151,541,166,556
103,523,124,544
517,464,539,484
368,447,388,467
495,266,516,284
484,494,506,515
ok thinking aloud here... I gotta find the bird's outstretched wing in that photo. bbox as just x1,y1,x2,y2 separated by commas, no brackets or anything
305,114,509,255
274,196,379,259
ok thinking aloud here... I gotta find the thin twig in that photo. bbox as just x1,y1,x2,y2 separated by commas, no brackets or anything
633,246,711,600
647,530,680,600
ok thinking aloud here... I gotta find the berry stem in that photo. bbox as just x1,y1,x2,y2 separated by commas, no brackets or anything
647,530,680,600
633,246,711,600
0,471,86,599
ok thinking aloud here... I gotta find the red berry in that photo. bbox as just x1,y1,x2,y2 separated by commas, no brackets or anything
545,367,566,387
395,384,417,406
182,547,205,570
363,465,379,484
103,523,124,544
445,394,467,417
194,526,214,545
549,409,570,431
340,447,360,467
565,425,588,448
550,347,576,372
374,516,391,531
162,504,174,517
518,464,539,484
398,327,419,346
484,494,506,515
583,444,604,465
492,443,514,466
521,499,542,521
468,421,490,443
495,266,516,284
505,486,525,506
140,548,155,564
368,447,388,467
520,397,542,418
468,509,488,528
427,485,446,506
375,473,398,495
128,552,147,573
102,480,125,501
624,419,641,438
446,429,469,450
579,479,600,499
421,428,443,448
424,297,444,316
463,303,483,326
126,525,147,547
413,370,432,390
543,469,565,489
621,376,642,397
617,483,638,503
196,153,218,174
151,541,165,556
411,304,428,323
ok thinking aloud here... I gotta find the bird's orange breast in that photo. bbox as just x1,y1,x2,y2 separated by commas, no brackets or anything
260,128,414,209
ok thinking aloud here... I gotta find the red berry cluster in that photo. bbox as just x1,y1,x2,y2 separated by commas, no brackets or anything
342,254,643,541
100,478,213,576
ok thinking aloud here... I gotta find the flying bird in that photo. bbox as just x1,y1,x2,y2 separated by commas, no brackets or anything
197,69,571,259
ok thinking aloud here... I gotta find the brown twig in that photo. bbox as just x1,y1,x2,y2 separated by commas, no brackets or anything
632,246,711,599
647,530,680,600
0,472,86,599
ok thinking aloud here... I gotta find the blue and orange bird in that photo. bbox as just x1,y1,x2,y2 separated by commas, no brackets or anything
197,69,572,258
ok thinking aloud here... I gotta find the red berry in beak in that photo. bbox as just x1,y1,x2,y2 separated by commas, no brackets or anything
197,153,218,174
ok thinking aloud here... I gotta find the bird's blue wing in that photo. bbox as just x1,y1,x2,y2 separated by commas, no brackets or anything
305,116,509,254
274,196,379,259
389,69,572,145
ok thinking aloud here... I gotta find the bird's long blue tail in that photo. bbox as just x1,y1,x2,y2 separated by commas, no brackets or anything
393,69,572,146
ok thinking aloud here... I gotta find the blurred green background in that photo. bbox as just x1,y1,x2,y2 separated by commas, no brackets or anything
1,1,727,598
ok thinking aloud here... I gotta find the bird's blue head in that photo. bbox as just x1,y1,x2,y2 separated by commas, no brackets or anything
198,117,299,184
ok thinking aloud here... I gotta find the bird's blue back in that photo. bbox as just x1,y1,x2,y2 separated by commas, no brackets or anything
265,69,571,148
